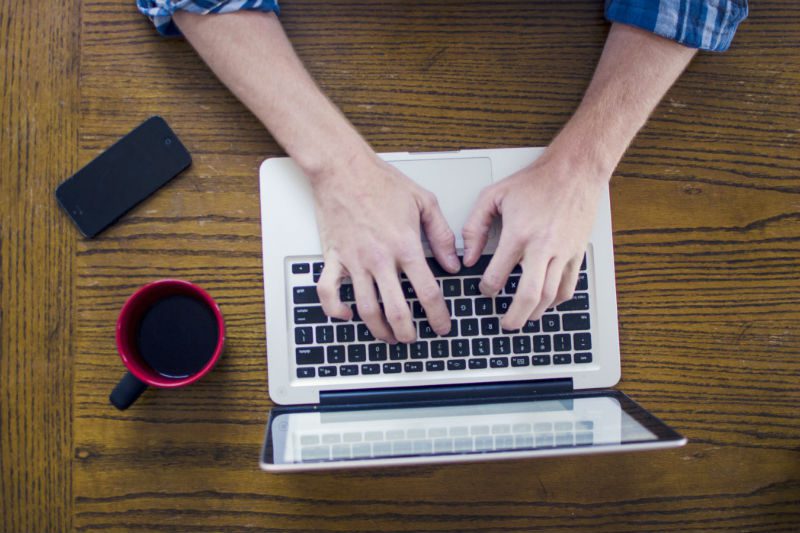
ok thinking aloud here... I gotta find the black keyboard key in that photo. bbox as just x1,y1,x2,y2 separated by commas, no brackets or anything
316,325,334,343
575,352,593,364
347,345,366,362
502,327,520,335
512,264,522,274
384,363,402,374
362,363,380,374
469,358,488,369
296,347,324,365
419,321,437,339
563,313,591,331
542,314,560,332
554,334,571,352
490,357,509,368
340,364,359,376
412,301,425,318
294,306,327,324
389,343,409,360
472,338,490,356
313,262,324,274
522,320,540,333
426,360,445,371
431,340,449,358
554,353,572,365
557,292,589,311
451,339,470,357
368,343,388,361
336,324,355,343
513,336,531,354
295,327,312,345
511,356,530,367
296,367,315,378
532,355,551,366
326,345,345,363
293,286,319,304
504,276,520,295
574,333,592,350
454,298,473,317
459,254,492,276
533,335,551,353
339,284,355,302
492,337,511,355
481,317,500,336
443,319,458,338
350,304,361,322
410,341,429,359
464,278,481,296
318,366,337,377
357,324,375,341
442,279,461,297
495,297,512,314
580,255,587,271
576,272,588,291
475,298,493,315
424,257,452,278
447,359,466,371
404,361,423,373
292,263,310,274
401,281,416,299
460,318,479,336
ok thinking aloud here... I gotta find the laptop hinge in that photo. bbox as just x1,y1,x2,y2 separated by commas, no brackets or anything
319,378,573,410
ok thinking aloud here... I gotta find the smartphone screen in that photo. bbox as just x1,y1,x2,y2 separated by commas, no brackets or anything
55,116,191,238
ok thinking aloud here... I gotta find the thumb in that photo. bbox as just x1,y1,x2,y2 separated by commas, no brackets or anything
462,189,498,267
419,193,460,273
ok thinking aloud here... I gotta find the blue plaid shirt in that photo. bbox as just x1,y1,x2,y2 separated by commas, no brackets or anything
137,0,747,52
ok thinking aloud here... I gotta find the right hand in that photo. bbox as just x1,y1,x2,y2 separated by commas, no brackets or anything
312,150,461,343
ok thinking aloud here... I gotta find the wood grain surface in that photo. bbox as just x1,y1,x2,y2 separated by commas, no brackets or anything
3,0,799,531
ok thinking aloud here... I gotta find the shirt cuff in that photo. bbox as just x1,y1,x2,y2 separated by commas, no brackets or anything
605,0,748,52
136,0,281,36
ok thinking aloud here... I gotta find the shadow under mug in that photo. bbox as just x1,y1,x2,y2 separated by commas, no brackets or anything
110,279,225,410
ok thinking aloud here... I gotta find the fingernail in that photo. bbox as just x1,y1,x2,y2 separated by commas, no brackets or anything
447,254,461,271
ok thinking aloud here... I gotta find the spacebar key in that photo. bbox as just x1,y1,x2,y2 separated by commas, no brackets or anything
294,306,327,324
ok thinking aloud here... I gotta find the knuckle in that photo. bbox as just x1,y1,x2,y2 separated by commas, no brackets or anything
416,282,442,304
384,303,410,324
316,282,335,301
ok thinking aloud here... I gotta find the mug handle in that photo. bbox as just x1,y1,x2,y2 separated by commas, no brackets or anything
110,372,148,410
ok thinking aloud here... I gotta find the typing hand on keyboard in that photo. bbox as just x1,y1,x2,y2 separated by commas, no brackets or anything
462,151,604,330
311,151,461,343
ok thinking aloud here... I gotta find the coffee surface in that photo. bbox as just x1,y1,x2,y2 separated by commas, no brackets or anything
136,294,219,378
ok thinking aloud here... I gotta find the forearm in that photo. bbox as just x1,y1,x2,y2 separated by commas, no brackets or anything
547,23,697,180
173,10,369,180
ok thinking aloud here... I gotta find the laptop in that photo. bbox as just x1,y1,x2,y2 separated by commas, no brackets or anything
258,147,686,471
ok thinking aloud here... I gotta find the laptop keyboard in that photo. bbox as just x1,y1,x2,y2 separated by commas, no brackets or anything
289,254,592,380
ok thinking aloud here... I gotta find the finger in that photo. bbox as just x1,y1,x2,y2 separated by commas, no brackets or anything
419,193,460,273
316,259,353,321
554,255,582,307
479,230,522,298
400,252,451,336
462,190,498,267
501,256,549,330
351,271,396,343
373,268,416,343
527,257,568,322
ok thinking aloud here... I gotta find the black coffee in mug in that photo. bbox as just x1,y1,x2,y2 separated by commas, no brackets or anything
135,294,219,378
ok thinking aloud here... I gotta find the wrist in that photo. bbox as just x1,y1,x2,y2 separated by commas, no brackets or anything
541,131,616,187
295,135,374,186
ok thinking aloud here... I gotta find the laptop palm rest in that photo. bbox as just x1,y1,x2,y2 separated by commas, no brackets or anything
388,157,493,250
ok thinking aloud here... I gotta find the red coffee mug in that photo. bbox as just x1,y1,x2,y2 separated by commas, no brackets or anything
110,279,225,410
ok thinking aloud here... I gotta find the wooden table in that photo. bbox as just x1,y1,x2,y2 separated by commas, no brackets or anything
3,1,799,530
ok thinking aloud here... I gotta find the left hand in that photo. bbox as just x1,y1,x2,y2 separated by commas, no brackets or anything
461,151,608,331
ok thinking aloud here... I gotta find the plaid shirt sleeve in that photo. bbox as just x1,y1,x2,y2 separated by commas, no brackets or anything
136,0,280,36
605,0,748,52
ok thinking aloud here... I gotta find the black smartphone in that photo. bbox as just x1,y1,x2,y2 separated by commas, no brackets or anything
55,116,191,238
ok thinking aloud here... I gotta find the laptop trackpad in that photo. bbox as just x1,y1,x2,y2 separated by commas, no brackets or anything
388,157,493,250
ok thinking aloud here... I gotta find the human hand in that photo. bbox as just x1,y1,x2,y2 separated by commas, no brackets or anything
461,151,607,330
312,150,460,343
